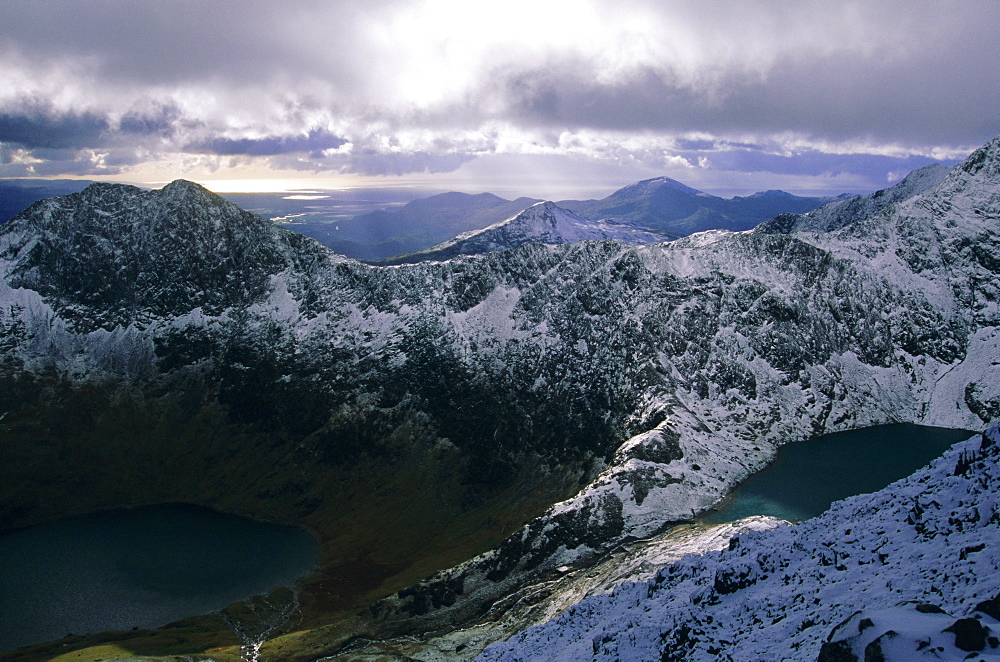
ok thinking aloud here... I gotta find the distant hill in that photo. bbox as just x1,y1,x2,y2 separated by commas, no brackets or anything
337,177,843,263
559,176,838,235
279,176,850,262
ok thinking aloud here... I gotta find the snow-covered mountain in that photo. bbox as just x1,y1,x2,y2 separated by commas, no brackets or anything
383,201,671,264
0,137,998,659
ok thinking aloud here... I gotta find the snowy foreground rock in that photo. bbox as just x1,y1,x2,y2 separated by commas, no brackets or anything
477,423,1000,661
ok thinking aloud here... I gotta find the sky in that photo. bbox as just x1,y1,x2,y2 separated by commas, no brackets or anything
1,0,998,200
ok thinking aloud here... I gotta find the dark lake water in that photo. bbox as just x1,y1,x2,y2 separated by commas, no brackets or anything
701,424,976,524
0,503,318,653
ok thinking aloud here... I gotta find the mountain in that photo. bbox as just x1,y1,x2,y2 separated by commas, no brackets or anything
311,191,541,260
312,176,839,263
380,201,674,264
756,163,952,234
1,179,331,330
0,136,998,660
560,176,836,235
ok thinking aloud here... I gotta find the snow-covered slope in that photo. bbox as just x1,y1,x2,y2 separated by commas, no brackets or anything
384,201,670,263
479,423,1000,662
756,163,951,235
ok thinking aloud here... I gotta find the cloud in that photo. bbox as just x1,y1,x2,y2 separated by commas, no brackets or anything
682,146,951,181
0,102,109,149
118,102,183,137
0,0,997,192
186,129,348,157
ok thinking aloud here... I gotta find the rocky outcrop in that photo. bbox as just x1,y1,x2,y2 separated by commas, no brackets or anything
818,603,1000,662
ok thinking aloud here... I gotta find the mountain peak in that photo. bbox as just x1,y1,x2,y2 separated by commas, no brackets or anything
744,189,796,199
0,176,325,329
161,178,210,193
959,135,1000,179
618,176,704,197
158,179,228,205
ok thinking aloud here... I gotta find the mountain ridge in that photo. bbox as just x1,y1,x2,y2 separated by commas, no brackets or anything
756,163,952,235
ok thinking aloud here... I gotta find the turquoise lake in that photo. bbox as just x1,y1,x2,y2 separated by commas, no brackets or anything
701,423,976,524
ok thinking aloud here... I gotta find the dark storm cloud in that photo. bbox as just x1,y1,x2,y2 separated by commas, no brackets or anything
0,104,109,149
484,42,1000,148
187,129,348,157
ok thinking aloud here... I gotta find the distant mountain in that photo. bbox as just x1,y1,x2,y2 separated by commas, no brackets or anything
0,178,95,224
381,201,674,264
307,191,540,260
756,163,952,234
316,176,839,262
560,176,837,235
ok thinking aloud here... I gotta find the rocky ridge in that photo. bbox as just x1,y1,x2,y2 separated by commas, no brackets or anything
756,163,952,235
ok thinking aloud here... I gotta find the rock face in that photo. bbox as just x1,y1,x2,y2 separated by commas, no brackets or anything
0,137,998,657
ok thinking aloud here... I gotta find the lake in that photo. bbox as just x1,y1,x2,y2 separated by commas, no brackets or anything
701,424,976,524
0,503,318,653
